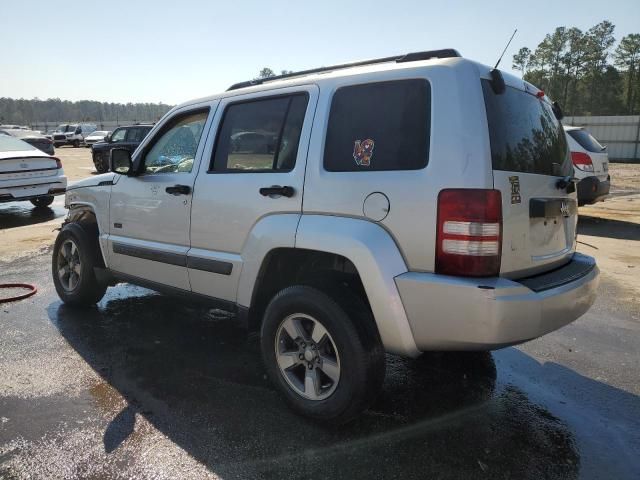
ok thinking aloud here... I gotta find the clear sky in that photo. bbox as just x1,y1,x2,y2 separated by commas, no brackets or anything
1,0,638,105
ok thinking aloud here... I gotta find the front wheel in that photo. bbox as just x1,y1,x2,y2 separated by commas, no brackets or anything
261,285,385,424
73,140,80,148
30,196,54,208
52,223,107,306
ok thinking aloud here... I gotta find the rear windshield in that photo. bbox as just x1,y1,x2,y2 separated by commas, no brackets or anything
482,80,571,177
0,135,37,152
567,129,605,153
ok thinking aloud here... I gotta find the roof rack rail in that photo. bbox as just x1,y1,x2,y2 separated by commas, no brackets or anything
227,48,461,91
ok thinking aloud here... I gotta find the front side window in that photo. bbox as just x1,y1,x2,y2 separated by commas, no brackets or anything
211,94,308,172
111,128,126,143
143,110,209,174
324,80,430,172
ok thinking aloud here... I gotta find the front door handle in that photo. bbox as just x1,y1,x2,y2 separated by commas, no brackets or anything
259,185,295,198
165,184,191,195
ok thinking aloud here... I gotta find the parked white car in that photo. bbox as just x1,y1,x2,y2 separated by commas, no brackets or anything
0,135,66,207
564,126,610,205
52,49,599,422
84,130,111,147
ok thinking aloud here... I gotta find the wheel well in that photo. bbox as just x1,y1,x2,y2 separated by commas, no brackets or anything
64,208,104,268
247,248,371,331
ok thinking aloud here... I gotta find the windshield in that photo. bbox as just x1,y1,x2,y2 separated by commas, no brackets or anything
55,124,68,132
482,80,571,177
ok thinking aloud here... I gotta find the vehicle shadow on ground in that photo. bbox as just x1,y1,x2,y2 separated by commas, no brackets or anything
48,288,582,479
578,215,640,241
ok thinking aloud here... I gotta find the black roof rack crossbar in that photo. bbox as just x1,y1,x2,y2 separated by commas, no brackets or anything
227,48,460,91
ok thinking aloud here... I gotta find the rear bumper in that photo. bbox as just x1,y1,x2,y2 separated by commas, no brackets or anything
395,253,599,351
0,177,67,203
577,175,610,205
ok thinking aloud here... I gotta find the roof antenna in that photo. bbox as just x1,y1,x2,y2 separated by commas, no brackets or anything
494,29,517,69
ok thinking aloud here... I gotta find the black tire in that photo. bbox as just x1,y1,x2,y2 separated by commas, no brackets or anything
52,223,107,306
261,285,385,424
93,153,108,173
73,140,80,148
30,196,54,208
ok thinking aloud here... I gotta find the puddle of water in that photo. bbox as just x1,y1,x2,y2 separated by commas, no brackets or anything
0,197,66,230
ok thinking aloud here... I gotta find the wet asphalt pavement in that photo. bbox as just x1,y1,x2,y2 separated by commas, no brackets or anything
0,197,67,231
1,236,639,478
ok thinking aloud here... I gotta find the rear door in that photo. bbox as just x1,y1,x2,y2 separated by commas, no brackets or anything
188,86,317,302
482,80,576,278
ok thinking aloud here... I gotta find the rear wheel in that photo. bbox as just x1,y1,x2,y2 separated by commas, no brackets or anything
261,285,385,424
73,139,80,148
52,223,107,306
30,196,54,208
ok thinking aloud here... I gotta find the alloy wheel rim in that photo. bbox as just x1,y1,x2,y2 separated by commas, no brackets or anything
57,239,81,292
274,313,341,401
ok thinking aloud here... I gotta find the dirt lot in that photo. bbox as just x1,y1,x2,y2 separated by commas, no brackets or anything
1,149,639,479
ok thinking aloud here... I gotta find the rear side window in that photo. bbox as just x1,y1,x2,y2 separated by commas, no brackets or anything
324,80,430,172
567,129,605,153
127,127,150,143
211,94,308,172
482,80,571,177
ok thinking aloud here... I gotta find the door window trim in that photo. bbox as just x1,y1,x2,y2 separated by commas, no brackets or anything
207,91,310,174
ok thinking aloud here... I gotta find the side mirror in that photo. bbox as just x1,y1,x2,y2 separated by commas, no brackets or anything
110,148,133,175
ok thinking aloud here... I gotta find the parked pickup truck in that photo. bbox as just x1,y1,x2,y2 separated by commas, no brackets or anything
52,49,599,423
91,124,153,173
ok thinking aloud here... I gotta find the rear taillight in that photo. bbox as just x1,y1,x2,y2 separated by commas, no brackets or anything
436,189,502,277
54,157,62,169
571,152,594,172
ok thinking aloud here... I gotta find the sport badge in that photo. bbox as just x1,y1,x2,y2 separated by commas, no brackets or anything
353,139,375,167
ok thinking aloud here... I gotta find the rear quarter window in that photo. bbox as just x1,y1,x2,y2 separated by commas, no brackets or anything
482,80,571,177
324,79,430,172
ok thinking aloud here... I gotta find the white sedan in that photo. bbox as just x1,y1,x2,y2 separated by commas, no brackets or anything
84,130,111,147
0,135,67,208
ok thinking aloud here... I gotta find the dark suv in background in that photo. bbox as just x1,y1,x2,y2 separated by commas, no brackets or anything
91,124,153,173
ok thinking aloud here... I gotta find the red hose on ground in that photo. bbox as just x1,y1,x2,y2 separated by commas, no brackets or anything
0,283,38,304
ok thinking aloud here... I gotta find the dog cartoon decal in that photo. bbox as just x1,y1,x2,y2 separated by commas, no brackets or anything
353,139,375,166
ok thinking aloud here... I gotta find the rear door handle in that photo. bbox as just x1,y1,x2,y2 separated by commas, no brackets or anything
165,184,191,195
259,185,295,198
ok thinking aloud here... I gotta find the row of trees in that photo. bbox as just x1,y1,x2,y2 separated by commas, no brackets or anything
512,21,640,115
0,97,173,126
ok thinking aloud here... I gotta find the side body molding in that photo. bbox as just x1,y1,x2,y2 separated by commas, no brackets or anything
294,215,420,357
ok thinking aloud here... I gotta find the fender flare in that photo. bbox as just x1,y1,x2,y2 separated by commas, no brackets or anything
64,202,108,267
237,214,420,357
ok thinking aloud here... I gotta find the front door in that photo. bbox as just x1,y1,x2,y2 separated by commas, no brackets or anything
188,86,318,302
107,106,213,290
